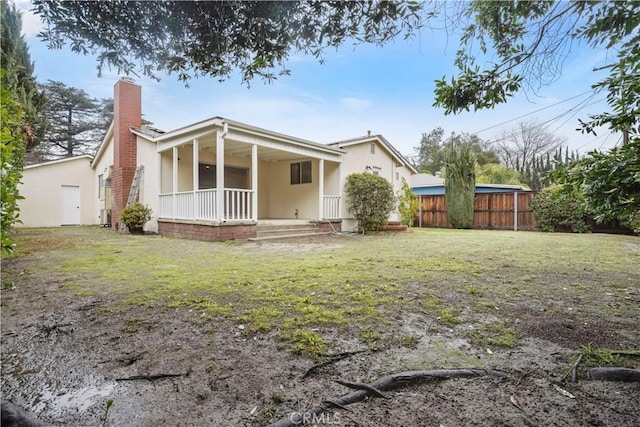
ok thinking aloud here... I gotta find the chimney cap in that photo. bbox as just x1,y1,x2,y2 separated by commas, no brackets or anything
120,76,136,84
367,130,371,137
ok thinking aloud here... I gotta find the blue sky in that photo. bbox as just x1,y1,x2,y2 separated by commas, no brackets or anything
17,1,620,159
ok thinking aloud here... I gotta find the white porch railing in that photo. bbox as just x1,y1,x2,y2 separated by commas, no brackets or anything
224,189,252,221
323,195,341,219
196,189,217,220
160,190,338,222
159,189,253,221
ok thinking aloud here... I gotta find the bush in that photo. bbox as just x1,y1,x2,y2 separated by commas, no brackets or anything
531,184,589,232
397,177,418,227
344,172,395,233
120,202,152,234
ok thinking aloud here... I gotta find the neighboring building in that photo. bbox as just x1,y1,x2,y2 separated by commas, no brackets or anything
17,78,416,241
410,173,529,195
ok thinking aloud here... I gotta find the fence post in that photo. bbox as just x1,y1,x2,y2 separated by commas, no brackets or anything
513,192,518,231
419,195,422,227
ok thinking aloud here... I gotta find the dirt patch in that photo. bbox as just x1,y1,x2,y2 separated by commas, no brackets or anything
2,228,639,426
509,308,626,350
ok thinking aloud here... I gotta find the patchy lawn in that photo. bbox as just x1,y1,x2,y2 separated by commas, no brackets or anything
1,227,639,426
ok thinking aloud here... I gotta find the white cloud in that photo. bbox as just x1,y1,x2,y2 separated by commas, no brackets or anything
15,0,43,37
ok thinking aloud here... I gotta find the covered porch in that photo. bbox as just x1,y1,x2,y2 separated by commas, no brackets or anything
154,119,344,226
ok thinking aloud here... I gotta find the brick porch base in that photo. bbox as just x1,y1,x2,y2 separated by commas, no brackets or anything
158,220,256,242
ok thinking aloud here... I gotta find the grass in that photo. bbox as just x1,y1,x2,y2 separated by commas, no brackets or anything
467,322,519,348
5,226,639,357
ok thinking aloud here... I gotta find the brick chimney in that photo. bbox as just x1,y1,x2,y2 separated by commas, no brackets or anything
111,77,142,229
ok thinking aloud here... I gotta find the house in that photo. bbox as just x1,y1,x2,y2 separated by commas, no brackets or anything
17,78,416,241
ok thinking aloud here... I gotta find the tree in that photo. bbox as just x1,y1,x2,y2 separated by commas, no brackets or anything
415,127,446,174
38,80,112,158
414,128,497,174
433,1,639,139
32,1,423,85
475,163,523,186
444,142,476,229
397,177,419,227
494,120,565,172
1,0,46,149
344,173,395,233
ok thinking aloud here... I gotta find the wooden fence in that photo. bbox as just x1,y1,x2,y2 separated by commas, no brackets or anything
415,192,538,230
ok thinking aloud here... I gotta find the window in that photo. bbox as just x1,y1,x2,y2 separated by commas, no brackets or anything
291,161,312,185
198,163,249,189
370,143,376,154
98,174,104,199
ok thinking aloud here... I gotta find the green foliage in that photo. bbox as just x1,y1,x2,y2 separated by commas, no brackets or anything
120,202,152,234
360,326,380,350
286,329,326,359
433,2,639,140
1,0,46,150
444,142,476,229
33,1,423,85
414,127,497,174
467,322,518,348
438,308,462,325
530,184,589,233
557,140,640,233
397,177,418,227
475,163,523,185
344,172,395,233
581,343,622,367
1,69,26,255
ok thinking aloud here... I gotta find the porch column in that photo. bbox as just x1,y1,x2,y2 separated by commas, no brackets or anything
216,130,225,221
172,146,178,219
337,161,343,218
251,144,258,221
157,151,162,217
318,158,324,220
193,138,199,220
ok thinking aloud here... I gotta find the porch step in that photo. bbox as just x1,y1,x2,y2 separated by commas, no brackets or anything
251,221,331,241
248,231,332,242
383,221,409,232
256,227,320,237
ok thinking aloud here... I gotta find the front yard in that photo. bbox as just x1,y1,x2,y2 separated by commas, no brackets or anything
1,227,638,426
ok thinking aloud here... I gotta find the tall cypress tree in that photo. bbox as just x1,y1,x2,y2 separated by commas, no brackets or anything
444,142,476,229
0,0,46,150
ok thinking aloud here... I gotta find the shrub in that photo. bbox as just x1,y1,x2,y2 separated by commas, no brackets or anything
344,172,395,232
531,184,589,232
120,202,152,234
397,177,419,227
1,72,26,255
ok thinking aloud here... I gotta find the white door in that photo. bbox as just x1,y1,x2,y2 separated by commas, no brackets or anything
60,185,81,225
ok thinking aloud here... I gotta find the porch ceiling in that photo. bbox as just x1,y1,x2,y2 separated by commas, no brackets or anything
224,139,312,162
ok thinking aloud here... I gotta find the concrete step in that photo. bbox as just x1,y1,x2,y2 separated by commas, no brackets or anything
248,231,332,242
257,227,320,237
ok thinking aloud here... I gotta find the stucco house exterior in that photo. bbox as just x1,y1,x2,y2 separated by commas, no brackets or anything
17,78,416,241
